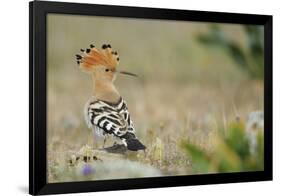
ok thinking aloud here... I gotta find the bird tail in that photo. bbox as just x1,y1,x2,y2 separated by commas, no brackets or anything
126,138,146,151
122,132,146,151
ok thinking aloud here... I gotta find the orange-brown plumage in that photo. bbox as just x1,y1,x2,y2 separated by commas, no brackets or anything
77,44,119,71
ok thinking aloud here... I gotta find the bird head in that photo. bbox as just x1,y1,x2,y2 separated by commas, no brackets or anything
76,44,137,82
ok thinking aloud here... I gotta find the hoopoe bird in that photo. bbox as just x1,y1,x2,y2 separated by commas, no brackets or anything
76,44,146,151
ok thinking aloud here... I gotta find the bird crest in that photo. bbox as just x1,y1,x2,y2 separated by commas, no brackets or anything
76,44,120,71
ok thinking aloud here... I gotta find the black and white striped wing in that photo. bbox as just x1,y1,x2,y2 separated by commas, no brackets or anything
87,98,135,137
117,99,136,134
121,108,135,133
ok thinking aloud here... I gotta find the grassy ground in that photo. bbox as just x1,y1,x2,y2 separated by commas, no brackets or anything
47,14,264,183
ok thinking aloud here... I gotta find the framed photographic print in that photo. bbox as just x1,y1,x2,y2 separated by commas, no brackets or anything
29,0,272,195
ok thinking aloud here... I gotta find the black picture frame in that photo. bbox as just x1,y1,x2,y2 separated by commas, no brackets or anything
29,1,273,195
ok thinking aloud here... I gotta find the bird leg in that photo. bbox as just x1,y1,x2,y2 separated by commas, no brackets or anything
92,133,97,149
102,135,107,148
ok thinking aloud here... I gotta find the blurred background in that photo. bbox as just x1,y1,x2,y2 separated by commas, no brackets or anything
47,14,264,182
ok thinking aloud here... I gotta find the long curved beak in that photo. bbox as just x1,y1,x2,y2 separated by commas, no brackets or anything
117,70,138,77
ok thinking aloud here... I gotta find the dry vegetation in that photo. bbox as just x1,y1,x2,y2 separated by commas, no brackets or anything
47,14,264,183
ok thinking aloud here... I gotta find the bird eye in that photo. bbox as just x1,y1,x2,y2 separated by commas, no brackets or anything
105,69,109,72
